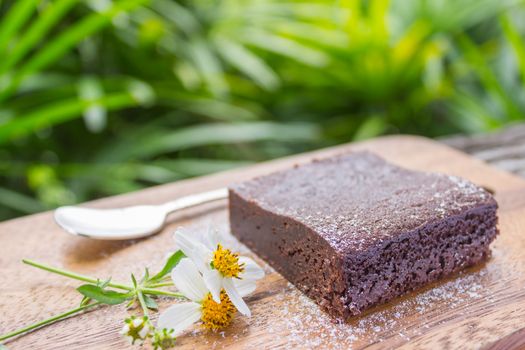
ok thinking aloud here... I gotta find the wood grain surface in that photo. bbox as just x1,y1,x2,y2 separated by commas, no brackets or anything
1,135,525,350
444,123,525,178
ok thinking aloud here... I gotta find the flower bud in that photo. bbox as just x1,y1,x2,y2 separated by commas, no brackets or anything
120,315,151,345
152,328,176,350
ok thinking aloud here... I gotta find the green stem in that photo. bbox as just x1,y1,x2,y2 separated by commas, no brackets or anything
23,259,132,291
142,288,184,298
136,290,149,317
147,282,174,288
23,259,186,299
0,302,101,342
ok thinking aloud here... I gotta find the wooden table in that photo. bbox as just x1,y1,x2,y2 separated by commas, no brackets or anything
1,134,525,350
443,123,525,178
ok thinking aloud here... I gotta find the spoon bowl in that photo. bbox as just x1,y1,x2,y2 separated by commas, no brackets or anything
54,188,228,240
55,205,167,240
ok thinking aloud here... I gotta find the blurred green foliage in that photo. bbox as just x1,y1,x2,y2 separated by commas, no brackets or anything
1,0,525,220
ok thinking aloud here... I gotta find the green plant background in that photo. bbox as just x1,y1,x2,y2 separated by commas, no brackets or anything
1,0,525,221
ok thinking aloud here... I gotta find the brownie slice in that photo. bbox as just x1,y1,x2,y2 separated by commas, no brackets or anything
229,152,498,319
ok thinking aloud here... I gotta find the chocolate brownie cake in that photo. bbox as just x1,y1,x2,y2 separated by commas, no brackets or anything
229,152,498,319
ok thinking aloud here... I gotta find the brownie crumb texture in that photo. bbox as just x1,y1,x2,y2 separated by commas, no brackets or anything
229,152,498,319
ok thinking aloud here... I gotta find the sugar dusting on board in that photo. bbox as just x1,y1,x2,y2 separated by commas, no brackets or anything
181,269,487,349
254,271,486,349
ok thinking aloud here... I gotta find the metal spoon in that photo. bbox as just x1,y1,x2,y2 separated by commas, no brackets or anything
54,188,228,240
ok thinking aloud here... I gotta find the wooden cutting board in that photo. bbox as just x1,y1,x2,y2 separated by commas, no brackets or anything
1,136,525,350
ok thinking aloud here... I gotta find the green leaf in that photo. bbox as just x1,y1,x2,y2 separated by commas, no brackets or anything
353,116,387,141
78,77,107,133
215,37,279,90
174,98,259,121
0,0,80,75
241,29,329,67
500,14,525,87
448,92,500,132
143,294,158,310
103,121,320,161
126,298,136,309
0,186,45,213
187,38,228,96
97,277,112,289
0,92,138,144
79,296,90,307
457,34,521,121
151,0,200,35
0,0,39,56
77,285,130,305
0,0,146,101
150,250,185,282
151,159,252,178
131,274,138,288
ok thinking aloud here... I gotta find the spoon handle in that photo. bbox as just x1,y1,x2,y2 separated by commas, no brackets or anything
160,188,229,214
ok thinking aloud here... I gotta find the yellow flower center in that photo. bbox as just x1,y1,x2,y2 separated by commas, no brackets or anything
201,290,236,330
211,244,245,278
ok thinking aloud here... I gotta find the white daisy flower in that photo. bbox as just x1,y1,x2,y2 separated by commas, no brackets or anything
120,315,151,345
158,258,256,334
173,228,264,317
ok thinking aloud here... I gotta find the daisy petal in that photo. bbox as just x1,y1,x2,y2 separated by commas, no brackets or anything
233,278,257,297
204,227,221,251
174,229,201,257
192,243,213,272
171,258,208,302
138,324,150,338
157,302,202,335
203,268,222,303
174,229,211,271
239,257,265,280
223,278,251,317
